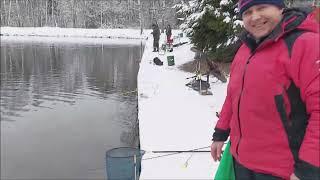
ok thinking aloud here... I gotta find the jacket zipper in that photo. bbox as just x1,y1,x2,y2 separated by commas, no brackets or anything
235,39,273,158
235,54,255,157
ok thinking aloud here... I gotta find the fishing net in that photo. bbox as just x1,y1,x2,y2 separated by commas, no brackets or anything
106,147,145,180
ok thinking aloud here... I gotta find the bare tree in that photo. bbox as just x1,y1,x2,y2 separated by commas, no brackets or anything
1,0,7,26
100,1,103,27
72,0,76,27
8,0,12,26
15,0,22,26
2,0,180,28
138,0,143,34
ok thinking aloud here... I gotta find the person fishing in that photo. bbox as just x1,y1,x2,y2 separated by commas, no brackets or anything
211,0,319,179
152,23,160,52
165,24,172,42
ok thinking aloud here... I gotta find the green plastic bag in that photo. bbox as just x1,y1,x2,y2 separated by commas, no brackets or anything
214,141,235,180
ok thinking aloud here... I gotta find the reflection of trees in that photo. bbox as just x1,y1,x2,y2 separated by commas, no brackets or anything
85,45,142,99
119,100,140,147
0,42,143,121
1,45,32,121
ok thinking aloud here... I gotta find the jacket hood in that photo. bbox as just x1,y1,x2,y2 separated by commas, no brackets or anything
281,7,319,35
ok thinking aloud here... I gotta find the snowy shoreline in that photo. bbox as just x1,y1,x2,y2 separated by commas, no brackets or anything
0,27,151,45
0,27,149,40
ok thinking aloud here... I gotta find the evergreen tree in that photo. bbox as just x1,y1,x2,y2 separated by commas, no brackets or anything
177,0,316,63
174,0,203,35
177,0,243,62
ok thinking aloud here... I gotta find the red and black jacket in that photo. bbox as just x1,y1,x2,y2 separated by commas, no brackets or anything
212,7,319,179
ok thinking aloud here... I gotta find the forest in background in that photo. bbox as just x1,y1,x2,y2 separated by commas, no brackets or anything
1,0,317,63
0,0,182,29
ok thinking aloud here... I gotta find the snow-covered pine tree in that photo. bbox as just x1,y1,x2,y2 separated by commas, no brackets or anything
174,0,204,36
177,0,243,62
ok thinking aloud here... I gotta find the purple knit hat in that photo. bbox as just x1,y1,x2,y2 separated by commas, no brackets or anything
238,0,285,15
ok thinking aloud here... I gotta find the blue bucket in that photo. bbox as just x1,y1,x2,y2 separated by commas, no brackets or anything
106,147,145,180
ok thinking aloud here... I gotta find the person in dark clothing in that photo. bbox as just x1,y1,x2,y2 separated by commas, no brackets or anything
210,0,319,179
165,24,172,42
152,23,160,52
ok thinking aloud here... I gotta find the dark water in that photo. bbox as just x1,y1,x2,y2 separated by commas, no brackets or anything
0,40,144,179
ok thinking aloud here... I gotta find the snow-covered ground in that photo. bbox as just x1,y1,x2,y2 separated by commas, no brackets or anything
0,27,149,45
137,31,228,178
0,27,228,179
0,27,148,39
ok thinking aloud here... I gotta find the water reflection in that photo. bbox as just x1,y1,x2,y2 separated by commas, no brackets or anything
0,41,144,179
1,43,142,120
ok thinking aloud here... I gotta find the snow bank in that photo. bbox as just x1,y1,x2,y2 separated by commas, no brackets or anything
0,27,148,40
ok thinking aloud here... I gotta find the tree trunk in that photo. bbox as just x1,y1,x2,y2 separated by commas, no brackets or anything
138,0,143,34
8,0,12,26
31,0,35,26
45,0,48,25
51,0,54,26
37,0,40,26
84,0,87,28
2,0,7,26
161,0,166,33
25,0,29,26
100,1,103,28
15,0,21,26
72,0,76,28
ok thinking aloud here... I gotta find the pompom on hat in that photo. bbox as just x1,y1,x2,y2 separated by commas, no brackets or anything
238,0,285,15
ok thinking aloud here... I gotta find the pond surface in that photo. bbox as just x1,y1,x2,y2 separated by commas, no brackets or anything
0,39,144,179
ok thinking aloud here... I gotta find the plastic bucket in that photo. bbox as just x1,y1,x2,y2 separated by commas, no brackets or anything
167,55,175,66
106,147,145,180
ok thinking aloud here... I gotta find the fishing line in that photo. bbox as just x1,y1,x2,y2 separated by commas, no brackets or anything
183,153,194,168
142,145,211,161
88,143,227,172
142,142,228,161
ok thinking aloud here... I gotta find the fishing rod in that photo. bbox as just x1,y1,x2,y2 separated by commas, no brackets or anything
152,150,210,153
143,146,211,160
143,142,228,161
